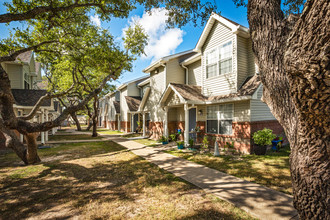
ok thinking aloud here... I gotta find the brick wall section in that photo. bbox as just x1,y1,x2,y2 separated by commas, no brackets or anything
250,120,287,144
120,121,130,132
108,121,118,130
148,122,163,140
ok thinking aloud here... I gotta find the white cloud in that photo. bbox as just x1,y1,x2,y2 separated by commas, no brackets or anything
90,14,101,27
125,8,184,60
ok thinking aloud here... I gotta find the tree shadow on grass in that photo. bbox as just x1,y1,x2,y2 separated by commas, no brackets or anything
0,150,199,219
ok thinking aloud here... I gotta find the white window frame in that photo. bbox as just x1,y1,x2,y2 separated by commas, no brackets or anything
205,40,233,79
206,103,234,135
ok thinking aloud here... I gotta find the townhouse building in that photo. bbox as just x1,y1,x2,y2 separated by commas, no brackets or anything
100,13,285,154
0,51,61,148
99,76,149,133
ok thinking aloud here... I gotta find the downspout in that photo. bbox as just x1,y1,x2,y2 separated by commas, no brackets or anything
181,64,188,85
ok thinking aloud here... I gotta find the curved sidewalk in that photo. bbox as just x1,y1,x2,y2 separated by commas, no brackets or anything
112,137,298,220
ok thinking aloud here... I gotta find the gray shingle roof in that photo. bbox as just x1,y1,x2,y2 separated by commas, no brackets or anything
169,75,261,102
113,101,120,113
170,83,207,101
11,89,51,107
15,51,32,63
125,96,142,112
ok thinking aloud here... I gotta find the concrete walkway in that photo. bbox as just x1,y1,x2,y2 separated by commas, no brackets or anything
111,137,298,220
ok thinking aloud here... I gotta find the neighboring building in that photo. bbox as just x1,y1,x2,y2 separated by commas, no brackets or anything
99,13,285,154
99,76,149,133
0,51,61,147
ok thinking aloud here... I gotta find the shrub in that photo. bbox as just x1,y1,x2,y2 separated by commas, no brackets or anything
252,128,276,146
202,136,209,150
159,136,168,142
176,141,184,146
169,134,176,142
189,138,194,147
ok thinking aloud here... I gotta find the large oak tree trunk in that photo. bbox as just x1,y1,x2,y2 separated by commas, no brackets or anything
25,133,40,164
91,97,99,137
248,0,329,218
70,112,81,131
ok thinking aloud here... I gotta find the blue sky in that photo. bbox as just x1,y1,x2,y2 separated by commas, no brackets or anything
0,0,248,87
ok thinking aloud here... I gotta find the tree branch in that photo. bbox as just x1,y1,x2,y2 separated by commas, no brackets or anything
0,3,125,23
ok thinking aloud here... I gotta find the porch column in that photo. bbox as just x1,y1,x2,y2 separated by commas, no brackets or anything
142,112,146,137
118,115,121,131
45,110,49,142
41,111,45,145
131,114,134,132
164,107,168,137
184,103,189,147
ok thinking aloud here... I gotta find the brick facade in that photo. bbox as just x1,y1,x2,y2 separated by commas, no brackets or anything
201,120,285,154
120,121,131,132
108,121,118,130
148,122,163,140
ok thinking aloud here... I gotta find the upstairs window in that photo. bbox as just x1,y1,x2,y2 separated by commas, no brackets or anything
219,41,232,75
206,41,232,79
206,48,218,78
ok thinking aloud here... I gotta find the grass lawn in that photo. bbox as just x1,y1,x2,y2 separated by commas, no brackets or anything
97,130,123,135
166,146,292,195
48,134,103,141
0,141,255,220
133,138,159,147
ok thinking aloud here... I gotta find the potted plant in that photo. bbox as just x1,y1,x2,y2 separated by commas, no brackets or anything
189,138,194,147
169,133,176,142
252,128,276,155
176,140,184,149
159,136,168,145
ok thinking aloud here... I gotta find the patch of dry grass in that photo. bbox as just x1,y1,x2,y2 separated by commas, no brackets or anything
48,134,103,141
166,146,292,195
0,141,255,220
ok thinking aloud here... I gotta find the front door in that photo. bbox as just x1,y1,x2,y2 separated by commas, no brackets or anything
189,108,196,138
133,114,139,132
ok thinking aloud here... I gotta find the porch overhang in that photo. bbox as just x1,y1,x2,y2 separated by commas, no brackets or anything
159,84,186,108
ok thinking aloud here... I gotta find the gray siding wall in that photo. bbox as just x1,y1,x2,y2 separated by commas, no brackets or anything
201,21,237,96
250,85,276,121
144,67,165,122
166,58,185,86
187,60,202,86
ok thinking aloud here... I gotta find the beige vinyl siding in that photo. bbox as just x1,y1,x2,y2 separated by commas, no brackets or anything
201,21,237,96
250,86,276,121
197,105,206,121
120,88,128,121
144,67,165,122
127,82,140,96
166,58,185,86
202,21,233,52
168,108,177,121
247,39,256,76
165,91,182,107
108,95,116,121
234,101,250,122
237,36,249,88
187,60,202,86
7,64,23,89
